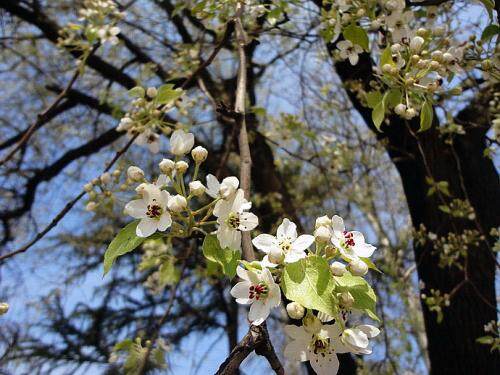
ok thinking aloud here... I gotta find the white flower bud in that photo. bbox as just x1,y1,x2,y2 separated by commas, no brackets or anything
175,160,189,174
135,183,148,195
394,103,407,116
85,201,98,211
286,302,305,320
339,292,355,308
167,194,187,212
191,146,208,163
0,302,9,315
330,261,347,276
348,259,369,276
431,50,443,62
159,158,175,174
390,43,402,53
127,166,145,182
100,172,111,185
405,108,417,119
189,180,206,196
117,116,133,131
443,52,454,63
410,36,425,53
382,64,393,74
170,129,195,156
146,87,158,98
315,215,332,228
314,226,331,242
83,182,94,192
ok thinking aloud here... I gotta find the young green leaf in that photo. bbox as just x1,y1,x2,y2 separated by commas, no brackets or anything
481,24,500,42
372,97,385,131
128,86,145,98
202,235,240,279
280,255,338,316
419,100,434,132
155,84,184,105
334,273,379,321
104,221,146,276
380,46,394,68
343,24,369,50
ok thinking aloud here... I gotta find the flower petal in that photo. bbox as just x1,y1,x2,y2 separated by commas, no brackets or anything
238,212,259,231
136,218,158,237
291,234,315,252
284,339,308,362
230,281,251,303
248,301,270,325
157,212,172,231
310,351,339,375
331,215,345,232
252,234,279,253
206,174,220,198
124,199,148,219
277,218,297,241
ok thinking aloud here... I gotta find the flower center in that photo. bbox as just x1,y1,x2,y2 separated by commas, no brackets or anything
147,203,163,218
279,240,292,253
309,335,335,359
248,283,268,300
343,231,355,247
227,212,240,229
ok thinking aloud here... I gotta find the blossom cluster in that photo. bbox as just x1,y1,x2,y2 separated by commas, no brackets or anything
58,0,125,49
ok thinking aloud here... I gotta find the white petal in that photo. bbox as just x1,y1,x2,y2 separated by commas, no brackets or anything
217,225,241,251
349,52,359,66
148,139,160,154
291,234,315,252
277,218,297,241
354,243,376,258
157,213,172,231
124,199,148,219
252,234,278,253
155,174,169,188
358,324,380,338
230,189,246,212
230,281,252,303
238,212,259,231
236,266,251,281
248,301,270,325
284,339,308,362
310,351,339,375
136,218,158,237
331,215,345,233
206,174,220,198
260,255,278,268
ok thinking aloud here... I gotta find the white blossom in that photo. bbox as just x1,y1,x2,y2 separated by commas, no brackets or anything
214,189,258,251
230,266,280,325
330,215,376,261
341,325,380,354
252,218,314,267
170,129,194,156
134,129,160,153
124,184,172,237
337,40,363,65
206,174,239,199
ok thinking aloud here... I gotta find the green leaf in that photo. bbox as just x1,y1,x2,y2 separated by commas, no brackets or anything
481,24,500,42
158,258,180,286
365,91,383,109
343,24,369,50
281,255,338,316
202,235,240,279
372,97,385,131
104,221,145,276
419,100,433,132
155,84,184,105
380,46,394,68
385,89,402,109
477,336,494,345
334,273,379,321
128,86,145,98
359,257,382,273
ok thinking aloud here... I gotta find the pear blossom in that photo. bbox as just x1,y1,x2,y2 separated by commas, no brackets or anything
206,174,239,199
124,184,172,237
284,322,348,375
341,325,380,354
230,266,280,325
134,129,160,153
330,215,376,262
167,194,187,213
252,218,314,267
337,40,363,65
127,166,145,181
214,189,258,251
170,129,194,156
385,10,414,42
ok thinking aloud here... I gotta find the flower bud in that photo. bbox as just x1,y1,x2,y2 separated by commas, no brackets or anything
112,169,121,178
410,36,425,53
286,302,305,320
390,43,402,53
175,160,189,174
416,28,428,37
339,292,355,308
349,259,368,276
431,50,443,62
191,146,208,163
315,215,331,228
314,226,331,242
330,261,347,276
127,166,145,182
443,52,454,63
85,201,98,211
135,183,148,195
100,172,111,185
146,87,158,98
83,182,94,192
159,158,175,174
168,194,187,212
405,108,417,119
0,302,9,315
117,116,133,132
394,103,407,116
382,64,393,74
189,180,206,196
